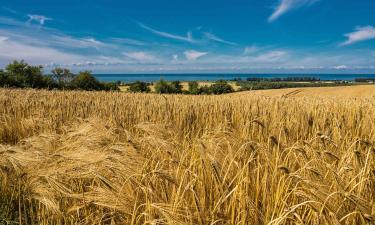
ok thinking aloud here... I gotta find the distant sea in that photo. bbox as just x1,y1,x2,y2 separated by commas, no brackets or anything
94,74,375,83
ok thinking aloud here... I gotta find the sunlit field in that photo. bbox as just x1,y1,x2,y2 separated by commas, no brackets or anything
0,87,374,224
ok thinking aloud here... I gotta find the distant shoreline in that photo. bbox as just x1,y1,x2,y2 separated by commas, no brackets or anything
94,73,375,83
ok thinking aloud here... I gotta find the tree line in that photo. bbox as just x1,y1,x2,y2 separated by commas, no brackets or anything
0,60,119,91
128,80,234,95
238,77,321,82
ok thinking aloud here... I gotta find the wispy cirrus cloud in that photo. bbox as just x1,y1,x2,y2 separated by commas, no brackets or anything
203,32,238,46
244,45,261,55
2,7,17,14
268,0,319,22
184,50,207,60
0,35,85,65
123,51,155,61
27,14,52,25
110,38,146,46
254,50,288,62
340,26,375,46
138,23,194,43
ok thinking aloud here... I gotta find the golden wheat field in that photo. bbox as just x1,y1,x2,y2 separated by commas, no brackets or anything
0,87,374,225
243,85,375,98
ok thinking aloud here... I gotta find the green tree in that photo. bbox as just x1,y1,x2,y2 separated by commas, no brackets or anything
154,79,173,94
25,65,45,88
51,67,74,88
5,60,47,88
198,85,212,95
5,60,29,87
188,81,199,94
128,81,150,93
72,71,104,91
102,82,120,91
210,80,234,95
42,75,59,89
0,69,8,87
170,80,183,93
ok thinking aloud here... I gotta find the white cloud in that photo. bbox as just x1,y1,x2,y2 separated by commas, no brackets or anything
123,52,155,61
0,36,85,65
0,16,26,27
341,26,375,46
0,36,9,42
82,38,102,45
244,45,260,55
333,65,348,70
110,38,146,46
203,32,238,45
139,23,194,43
27,14,52,25
51,35,106,49
172,54,179,61
2,7,17,14
268,0,318,22
184,50,207,60
254,50,288,62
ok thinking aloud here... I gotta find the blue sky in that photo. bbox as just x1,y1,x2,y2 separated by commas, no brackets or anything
0,0,375,73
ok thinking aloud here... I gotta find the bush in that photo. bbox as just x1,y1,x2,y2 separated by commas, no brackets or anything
128,81,150,93
4,60,56,88
188,81,199,94
198,85,212,95
51,67,75,88
210,80,234,94
0,70,8,87
0,61,120,91
102,82,120,91
42,75,59,89
170,81,183,94
154,79,174,94
72,71,104,91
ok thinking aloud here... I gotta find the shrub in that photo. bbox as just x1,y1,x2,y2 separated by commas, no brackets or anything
170,81,183,93
72,71,104,91
210,80,234,94
0,70,8,87
42,75,59,89
102,82,120,91
188,81,199,94
198,85,212,95
154,79,174,94
5,60,45,88
51,67,75,88
4,60,55,88
129,81,150,93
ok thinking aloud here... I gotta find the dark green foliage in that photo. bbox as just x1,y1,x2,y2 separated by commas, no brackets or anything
198,85,212,95
154,80,184,94
0,69,8,87
71,71,104,91
102,82,120,91
24,65,45,88
170,81,183,93
5,60,29,87
0,60,119,91
245,77,320,82
4,60,55,88
52,67,75,88
188,81,199,94
154,79,174,94
42,75,59,89
128,81,150,93
355,78,375,82
210,80,234,94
